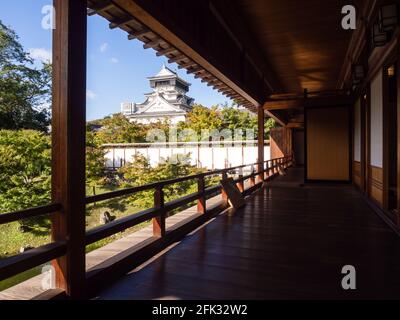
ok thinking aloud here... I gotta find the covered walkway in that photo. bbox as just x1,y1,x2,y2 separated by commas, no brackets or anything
96,169,400,300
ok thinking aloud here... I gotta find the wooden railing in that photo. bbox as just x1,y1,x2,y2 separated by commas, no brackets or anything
0,155,292,294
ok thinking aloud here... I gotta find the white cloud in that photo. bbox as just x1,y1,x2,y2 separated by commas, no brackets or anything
29,48,52,63
100,42,109,52
110,57,119,64
86,90,97,100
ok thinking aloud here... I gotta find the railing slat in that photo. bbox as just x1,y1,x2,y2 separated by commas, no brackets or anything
0,242,66,282
0,203,62,225
85,208,159,245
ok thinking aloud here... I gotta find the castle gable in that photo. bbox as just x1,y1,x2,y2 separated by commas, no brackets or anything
139,94,183,114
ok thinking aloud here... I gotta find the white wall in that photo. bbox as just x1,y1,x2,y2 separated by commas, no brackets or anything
105,143,270,170
370,70,383,168
353,99,361,162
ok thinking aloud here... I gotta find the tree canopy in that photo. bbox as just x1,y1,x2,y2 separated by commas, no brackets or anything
90,113,171,145
0,20,51,132
0,130,51,214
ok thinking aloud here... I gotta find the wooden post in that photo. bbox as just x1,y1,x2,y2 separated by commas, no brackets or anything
197,176,206,214
237,168,244,193
257,106,265,183
153,186,165,237
221,171,229,205
250,165,256,187
51,0,87,299
264,162,269,180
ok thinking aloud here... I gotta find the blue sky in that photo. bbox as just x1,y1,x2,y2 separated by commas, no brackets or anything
0,0,231,120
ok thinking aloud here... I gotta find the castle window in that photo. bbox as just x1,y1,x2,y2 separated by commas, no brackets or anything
156,80,170,86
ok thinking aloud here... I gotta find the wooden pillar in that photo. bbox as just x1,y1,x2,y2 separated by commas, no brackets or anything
257,106,265,183
383,68,389,210
153,187,166,237
360,93,367,193
51,0,87,299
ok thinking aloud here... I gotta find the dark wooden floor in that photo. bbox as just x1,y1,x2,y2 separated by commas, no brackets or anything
96,168,400,300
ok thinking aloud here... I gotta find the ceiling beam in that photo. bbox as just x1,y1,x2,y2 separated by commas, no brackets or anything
264,99,304,111
264,95,354,111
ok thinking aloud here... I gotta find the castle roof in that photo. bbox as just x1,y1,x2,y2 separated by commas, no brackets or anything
147,64,191,87
155,64,176,77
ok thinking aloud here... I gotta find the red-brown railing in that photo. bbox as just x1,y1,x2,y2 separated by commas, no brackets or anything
0,155,292,290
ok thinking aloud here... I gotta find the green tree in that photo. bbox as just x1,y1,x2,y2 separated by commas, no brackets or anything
178,104,223,137
0,130,51,216
86,130,107,195
0,21,51,132
94,113,146,144
119,153,202,208
264,117,277,139
221,105,257,136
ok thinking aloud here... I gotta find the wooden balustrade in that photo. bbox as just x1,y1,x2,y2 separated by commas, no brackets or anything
0,155,292,297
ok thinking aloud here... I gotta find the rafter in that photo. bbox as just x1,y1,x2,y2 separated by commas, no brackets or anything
156,47,178,57
127,28,152,40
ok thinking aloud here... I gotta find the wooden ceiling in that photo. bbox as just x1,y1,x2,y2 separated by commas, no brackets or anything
235,0,360,94
87,0,364,125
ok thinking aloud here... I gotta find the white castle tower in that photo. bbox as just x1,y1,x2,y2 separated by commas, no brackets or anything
121,65,194,124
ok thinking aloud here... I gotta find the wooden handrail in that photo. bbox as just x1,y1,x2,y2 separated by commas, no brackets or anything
0,203,62,225
86,208,159,245
0,242,67,282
